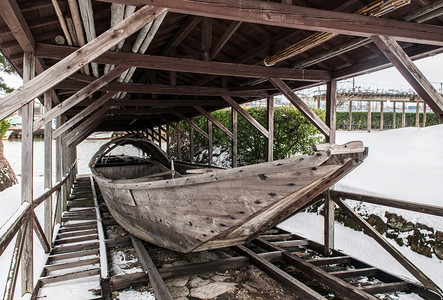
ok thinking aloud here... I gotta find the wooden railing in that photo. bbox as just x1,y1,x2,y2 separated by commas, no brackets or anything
329,189,443,296
0,160,77,300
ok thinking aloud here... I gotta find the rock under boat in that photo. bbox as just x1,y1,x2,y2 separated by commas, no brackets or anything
90,135,367,253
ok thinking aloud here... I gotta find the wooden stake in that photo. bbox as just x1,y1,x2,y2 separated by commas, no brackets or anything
380,101,384,130
190,127,194,163
416,100,420,127
348,101,352,131
367,101,372,132
423,102,427,127
392,101,396,129
402,102,406,127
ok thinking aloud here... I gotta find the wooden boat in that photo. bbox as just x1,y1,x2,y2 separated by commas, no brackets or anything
90,136,367,253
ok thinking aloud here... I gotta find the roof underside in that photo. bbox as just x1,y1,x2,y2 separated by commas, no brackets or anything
1,0,442,133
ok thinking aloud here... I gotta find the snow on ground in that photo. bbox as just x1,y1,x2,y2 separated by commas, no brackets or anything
280,125,443,290
279,213,443,289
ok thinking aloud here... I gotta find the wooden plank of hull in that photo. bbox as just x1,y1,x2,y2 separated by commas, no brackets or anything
94,150,366,253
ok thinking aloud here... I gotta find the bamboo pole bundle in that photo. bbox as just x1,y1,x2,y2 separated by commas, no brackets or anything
78,0,99,77
103,3,125,74
51,0,73,46
67,0,90,75
263,0,411,67
117,10,167,100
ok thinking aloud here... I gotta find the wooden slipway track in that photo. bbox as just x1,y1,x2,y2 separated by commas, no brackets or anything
33,177,440,299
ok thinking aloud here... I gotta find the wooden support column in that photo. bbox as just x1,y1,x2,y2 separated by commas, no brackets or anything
177,123,182,161
392,101,396,129
367,101,372,132
232,108,237,168
402,102,406,127
348,101,352,131
415,101,420,127
166,124,171,156
55,115,63,224
43,91,52,242
21,51,35,296
371,35,443,121
208,120,213,166
325,80,336,143
423,103,427,127
190,127,194,163
267,96,274,162
380,101,384,130
324,80,336,255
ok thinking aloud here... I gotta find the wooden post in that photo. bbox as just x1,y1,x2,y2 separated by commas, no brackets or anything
21,51,35,296
392,101,396,129
55,116,63,224
232,108,237,168
380,101,384,130
325,80,336,143
176,123,182,161
367,101,372,132
166,124,171,156
208,120,213,166
324,80,336,255
348,100,352,131
415,101,420,127
423,102,427,127
267,96,274,162
43,92,52,242
402,102,406,127
190,127,194,163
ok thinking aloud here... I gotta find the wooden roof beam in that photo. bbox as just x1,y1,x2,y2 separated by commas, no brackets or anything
0,5,168,121
77,98,225,107
55,80,269,97
175,113,209,139
371,35,443,121
97,0,443,46
211,21,242,60
36,44,331,81
63,107,109,146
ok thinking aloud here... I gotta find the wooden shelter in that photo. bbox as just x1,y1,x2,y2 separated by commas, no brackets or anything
0,0,443,298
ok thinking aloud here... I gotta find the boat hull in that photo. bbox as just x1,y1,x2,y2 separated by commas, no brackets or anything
93,149,366,253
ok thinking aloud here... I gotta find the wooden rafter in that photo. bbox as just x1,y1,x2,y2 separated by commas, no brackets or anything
33,66,128,131
193,106,233,139
97,0,443,46
269,78,330,137
371,35,443,120
211,21,242,59
221,95,269,138
175,113,209,139
52,91,119,139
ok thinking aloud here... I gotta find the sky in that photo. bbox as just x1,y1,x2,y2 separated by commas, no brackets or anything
2,52,443,94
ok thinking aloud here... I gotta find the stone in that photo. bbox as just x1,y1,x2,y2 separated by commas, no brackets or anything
434,245,443,260
210,274,230,282
435,231,443,243
400,221,415,232
395,237,404,246
385,212,406,230
169,286,189,298
188,276,211,288
166,276,190,287
190,282,237,299
174,297,188,300
367,214,387,234
409,229,432,258
416,223,434,233
245,276,274,292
